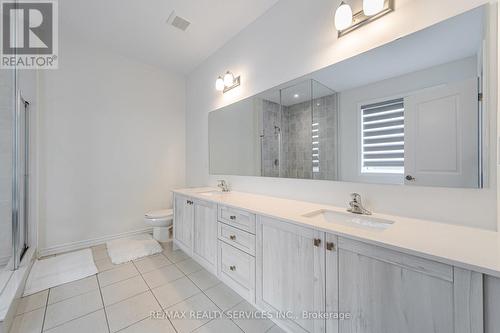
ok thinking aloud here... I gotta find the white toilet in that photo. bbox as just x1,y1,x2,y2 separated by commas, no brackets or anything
145,209,173,242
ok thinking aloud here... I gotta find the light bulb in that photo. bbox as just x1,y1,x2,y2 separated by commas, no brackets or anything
215,76,224,91
363,0,384,16
334,2,353,31
223,71,234,87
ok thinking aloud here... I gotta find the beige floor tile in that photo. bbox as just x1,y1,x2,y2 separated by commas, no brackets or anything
187,269,220,291
133,254,172,274
193,318,243,333
91,244,106,252
163,249,189,263
16,290,48,315
105,291,161,333
48,275,98,304
43,290,103,330
205,283,243,311
175,258,203,275
101,275,148,306
91,248,109,261
94,257,118,272
43,310,108,333
167,293,219,333
142,265,184,289
152,276,200,309
229,301,274,333
161,241,174,252
118,317,176,333
97,262,138,287
9,308,45,333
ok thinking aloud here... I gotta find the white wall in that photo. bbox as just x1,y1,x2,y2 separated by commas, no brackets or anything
186,0,498,230
37,28,186,253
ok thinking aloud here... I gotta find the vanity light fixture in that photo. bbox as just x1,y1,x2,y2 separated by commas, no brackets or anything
215,76,225,91
363,0,385,15
215,70,241,93
335,0,394,37
334,2,353,31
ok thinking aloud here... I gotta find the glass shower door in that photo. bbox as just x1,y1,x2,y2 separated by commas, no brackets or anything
12,91,30,269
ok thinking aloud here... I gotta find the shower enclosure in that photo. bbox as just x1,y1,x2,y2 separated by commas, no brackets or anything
0,65,31,279
259,79,338,180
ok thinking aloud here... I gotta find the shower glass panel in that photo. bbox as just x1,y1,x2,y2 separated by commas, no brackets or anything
0,69,15,272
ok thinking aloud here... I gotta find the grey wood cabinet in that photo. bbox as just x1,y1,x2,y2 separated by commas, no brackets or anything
256,215,326,333
173,194,193,254
192,199,218,274
337,238,483,333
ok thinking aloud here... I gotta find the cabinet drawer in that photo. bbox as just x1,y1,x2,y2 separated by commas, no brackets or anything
218,206,256,234
218,222,255,256
218,241,255,302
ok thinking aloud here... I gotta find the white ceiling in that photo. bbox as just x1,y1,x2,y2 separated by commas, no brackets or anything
59,0,279,74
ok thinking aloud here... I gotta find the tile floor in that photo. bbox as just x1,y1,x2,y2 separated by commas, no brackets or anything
9,242,285,333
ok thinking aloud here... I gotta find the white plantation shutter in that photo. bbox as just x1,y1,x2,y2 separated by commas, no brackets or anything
361,98,405,174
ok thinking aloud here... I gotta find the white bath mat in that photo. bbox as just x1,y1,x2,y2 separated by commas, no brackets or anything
106,234,162,264
24,249,97,296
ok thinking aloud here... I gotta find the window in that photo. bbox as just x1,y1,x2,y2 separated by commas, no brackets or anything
361,98,404,174
312,122,320,173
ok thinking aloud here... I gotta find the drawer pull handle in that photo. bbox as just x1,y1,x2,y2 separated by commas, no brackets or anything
230,215,237,220
229,265,236,271
326,242,336,251
229,235,236,240
313,238,321,247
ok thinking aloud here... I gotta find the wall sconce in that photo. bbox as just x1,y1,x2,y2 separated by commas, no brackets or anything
334,0,394,37
215,71,241,93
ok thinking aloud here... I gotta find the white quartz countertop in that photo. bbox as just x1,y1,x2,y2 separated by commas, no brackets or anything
173,187,500,278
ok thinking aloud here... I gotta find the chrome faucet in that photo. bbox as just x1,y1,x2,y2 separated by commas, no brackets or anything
347,193,371,215
217,180,230,192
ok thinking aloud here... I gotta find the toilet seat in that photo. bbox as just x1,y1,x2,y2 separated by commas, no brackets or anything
145,209,173,219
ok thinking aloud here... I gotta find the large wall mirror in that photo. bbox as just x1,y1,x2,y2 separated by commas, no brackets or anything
209,6,490,188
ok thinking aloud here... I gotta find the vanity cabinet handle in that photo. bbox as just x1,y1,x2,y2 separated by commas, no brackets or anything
229,235,236,240
313,238,321,247
186,200,193,205
405,175,416,181
230,215,237,220
326,242,336,251
229,265,236,271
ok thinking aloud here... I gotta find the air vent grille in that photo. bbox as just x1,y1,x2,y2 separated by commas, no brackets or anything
167,11,191,31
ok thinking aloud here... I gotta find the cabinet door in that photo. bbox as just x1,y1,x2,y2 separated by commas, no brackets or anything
256,216,325,333
325,233,339,333
173,195,193,254
192,199,218,274
338,238,482,333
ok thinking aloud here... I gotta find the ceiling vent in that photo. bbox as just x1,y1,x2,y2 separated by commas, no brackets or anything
167,11,191,32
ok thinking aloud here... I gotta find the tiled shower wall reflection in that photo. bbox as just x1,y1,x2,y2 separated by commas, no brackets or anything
260,94,338,180
261,100,281,177
0,70,13,268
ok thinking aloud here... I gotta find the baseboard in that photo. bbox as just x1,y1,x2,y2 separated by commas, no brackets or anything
38,228,153,257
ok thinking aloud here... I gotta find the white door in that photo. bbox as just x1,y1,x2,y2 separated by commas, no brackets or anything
404,78,479,187
256,216,325,333
173,195,193,253
192,199,218,274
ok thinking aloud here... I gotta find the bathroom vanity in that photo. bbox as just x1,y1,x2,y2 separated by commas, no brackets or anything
172,188,497,333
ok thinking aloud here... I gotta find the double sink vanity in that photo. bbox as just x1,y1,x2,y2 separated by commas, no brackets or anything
172,187,498,333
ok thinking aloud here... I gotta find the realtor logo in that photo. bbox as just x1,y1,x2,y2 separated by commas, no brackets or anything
1,0,58,69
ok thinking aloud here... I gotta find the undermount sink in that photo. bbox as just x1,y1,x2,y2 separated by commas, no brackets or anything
197,190,225,197
302,209,394,230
